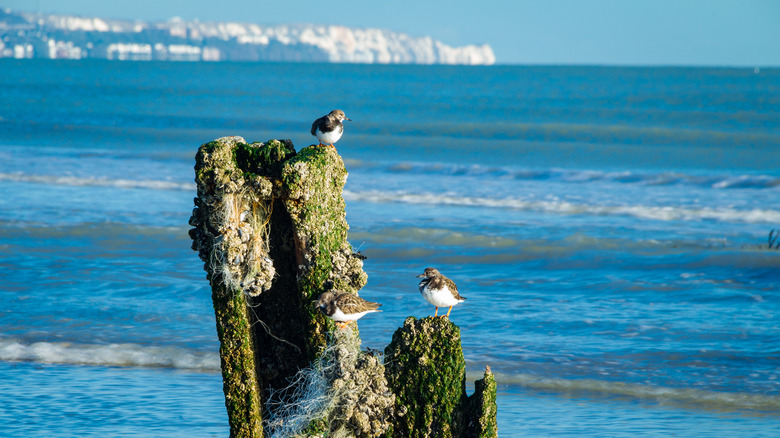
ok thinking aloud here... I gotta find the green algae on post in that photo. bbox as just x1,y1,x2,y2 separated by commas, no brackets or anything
467,366,498,437
190,137,495,437
190,137,377,437
191,136,269,437
384,317,468,437
384,316,498,438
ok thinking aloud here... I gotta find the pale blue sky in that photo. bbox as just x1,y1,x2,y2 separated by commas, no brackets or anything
6,0,779,65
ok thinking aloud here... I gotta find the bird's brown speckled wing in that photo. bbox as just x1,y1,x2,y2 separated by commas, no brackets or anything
439,274,466,301
335,293,381,314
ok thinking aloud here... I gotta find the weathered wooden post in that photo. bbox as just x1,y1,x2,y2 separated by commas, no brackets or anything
189,137,496,437
384,317,498,437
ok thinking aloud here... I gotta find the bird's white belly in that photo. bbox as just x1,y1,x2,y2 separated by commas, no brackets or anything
316,126,343,144
421,285,463,308
330,307,375,322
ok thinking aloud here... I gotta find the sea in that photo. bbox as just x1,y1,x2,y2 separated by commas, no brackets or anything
0,59,779,437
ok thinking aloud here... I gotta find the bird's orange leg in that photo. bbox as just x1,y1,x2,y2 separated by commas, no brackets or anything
329,143,335,148
444,306,454,318
433,306,439,318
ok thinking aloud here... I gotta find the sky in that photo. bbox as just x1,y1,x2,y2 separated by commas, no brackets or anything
4,0,779,66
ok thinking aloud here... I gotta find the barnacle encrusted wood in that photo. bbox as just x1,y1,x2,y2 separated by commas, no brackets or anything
190,136,494,438
189,136,375,437
323,329,395,437
279,145,369,358
190,136,276,437
190,136,282,297
264,328,394,438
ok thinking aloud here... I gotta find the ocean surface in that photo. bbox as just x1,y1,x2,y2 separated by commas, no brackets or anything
1,59,779,437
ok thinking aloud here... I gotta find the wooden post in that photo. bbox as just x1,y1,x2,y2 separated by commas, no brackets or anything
190,137,496,437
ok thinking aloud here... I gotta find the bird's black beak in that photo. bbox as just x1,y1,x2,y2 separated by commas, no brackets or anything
345,117,352,121
416,273,425,278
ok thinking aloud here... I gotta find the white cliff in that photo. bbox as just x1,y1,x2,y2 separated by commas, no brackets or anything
0,9,495,65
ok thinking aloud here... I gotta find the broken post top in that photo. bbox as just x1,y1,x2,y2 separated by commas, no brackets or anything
190,137,496,437
384,316,497,438
192,135,366,297
189,137,368,396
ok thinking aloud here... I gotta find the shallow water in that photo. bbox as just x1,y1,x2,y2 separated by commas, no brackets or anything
1,59,779,436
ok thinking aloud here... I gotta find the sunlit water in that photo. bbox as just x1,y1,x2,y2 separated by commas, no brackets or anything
1,59,779,436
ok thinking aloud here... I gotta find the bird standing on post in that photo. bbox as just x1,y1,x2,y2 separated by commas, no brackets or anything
417,267,467,319
316,290,381,329
311,109,351,148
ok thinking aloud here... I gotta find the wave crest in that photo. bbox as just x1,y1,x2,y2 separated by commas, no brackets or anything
365,161,780,190
0,339,220,371
490,372,780,413
0,172,196,191
343,190,780,224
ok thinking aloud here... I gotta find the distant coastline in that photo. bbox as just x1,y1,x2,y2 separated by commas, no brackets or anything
0,8,495,65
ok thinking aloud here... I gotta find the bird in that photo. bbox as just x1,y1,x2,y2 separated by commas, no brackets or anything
311,109,351,148
316,290,381,329
416,267,466,319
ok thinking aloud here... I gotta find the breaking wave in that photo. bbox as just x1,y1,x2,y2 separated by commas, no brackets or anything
4,163,779,193
0,172,196,191
343,190,780,224
491,372,780,413
0,339,220,371
371,162,780,190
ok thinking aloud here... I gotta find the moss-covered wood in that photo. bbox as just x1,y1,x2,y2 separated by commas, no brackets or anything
212,280,264,437
191,136,270,438
190,137,372,437
190,137,495,437
280,145,368,359
384,317,498,438
466,367,498,437
384,317,467,437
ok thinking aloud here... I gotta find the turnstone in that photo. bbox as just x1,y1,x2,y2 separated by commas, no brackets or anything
417,267,466,318
311,109,351,148
316,290,381,329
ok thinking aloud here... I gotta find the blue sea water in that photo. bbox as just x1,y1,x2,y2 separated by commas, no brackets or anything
1,59,779,437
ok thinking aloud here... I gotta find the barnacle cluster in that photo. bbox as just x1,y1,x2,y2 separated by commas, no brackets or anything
265,329,394,438
188,136,491,438
189,136,281,296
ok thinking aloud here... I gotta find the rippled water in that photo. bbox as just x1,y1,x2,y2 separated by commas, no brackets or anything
1,59,779,436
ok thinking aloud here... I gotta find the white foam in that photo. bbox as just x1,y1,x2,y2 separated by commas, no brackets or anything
488,371,780,412
0,339,220,371
378,162,780,190
0,172,196,191
343,190,780,224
